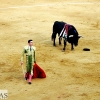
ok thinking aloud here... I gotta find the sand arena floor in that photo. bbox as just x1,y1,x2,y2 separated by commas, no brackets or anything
0,0,100,100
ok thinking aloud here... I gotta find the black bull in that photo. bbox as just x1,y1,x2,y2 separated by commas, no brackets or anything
51,21,82,51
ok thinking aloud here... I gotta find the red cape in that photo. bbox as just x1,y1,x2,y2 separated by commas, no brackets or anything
33,63,46,78
25,63,46,79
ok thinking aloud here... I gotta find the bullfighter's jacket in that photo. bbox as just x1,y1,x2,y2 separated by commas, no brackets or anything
21,45,36,75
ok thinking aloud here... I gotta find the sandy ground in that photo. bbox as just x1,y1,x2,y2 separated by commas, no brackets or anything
0,0,100,100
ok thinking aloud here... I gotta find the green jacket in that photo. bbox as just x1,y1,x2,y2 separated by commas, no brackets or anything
21,45,36,73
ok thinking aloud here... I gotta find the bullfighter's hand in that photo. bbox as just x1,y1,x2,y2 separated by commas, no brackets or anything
21,62,23,65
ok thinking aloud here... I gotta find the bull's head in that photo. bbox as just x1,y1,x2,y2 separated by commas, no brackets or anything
69,35,83,46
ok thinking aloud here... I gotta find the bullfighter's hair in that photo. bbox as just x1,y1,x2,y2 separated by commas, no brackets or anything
28,39,33,43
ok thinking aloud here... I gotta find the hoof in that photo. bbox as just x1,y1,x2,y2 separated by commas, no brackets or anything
62,50,65,52
71,48,74,51
71,49,74,51
53,44,56,47
62,48,65,52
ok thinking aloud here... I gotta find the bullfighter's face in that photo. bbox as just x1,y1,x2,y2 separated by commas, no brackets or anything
29,41,33,46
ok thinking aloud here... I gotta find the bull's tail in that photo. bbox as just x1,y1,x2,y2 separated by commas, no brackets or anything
51,22,57,41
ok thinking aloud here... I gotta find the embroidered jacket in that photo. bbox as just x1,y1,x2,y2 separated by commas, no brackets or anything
21,45,36,74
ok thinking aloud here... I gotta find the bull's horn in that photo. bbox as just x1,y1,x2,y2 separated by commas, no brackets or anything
78,35,84,38
69,35,74,38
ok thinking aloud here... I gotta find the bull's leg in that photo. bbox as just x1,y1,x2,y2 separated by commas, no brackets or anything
59,37,62,45
53,38,56,46
71,43,74,50
52,32,57,46
63,40,66,51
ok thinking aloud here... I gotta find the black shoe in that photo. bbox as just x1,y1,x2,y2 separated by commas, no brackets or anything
28,82,31,84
